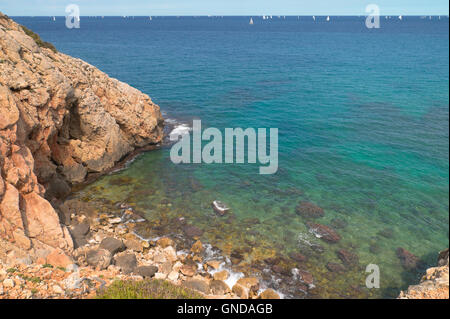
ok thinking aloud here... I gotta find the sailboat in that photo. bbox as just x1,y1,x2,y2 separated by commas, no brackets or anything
326,16,330,22
312,16,316,21
249,17,254,25
398,15,402,20
149,16,152,21
52,16,56,21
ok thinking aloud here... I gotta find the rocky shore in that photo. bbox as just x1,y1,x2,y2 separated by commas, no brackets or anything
0,13,278,299
0,12,447,300
398,249,449,299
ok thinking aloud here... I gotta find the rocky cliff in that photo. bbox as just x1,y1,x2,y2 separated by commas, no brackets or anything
0,13,163,259
398,249,449,299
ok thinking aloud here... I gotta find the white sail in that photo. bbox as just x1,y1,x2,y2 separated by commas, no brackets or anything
312,16,316,21
249,17,254,25
326,16,330,22
398,15,402,20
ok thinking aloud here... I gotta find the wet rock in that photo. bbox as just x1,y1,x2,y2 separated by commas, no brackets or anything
306,222,341,243
289,252,308,263
206,260,223,270
258,289,280,299
326,262,346,273
183,225,204,238
236,277,260,296
297,270,314,286
135,265,158,278
180,263,197,277
230,251,243,265
191,240,204,254
183,278,210,294
396,248,421,270
296,202,325,219
210,280,231,295
213,270,229,281
232,283,249,299
337,249,359,267
99,237,125,256
114,253,137,274
212,200,231,216
156,237,175,248
86,249,112,270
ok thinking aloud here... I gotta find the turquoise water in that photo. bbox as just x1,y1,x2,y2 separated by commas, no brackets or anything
16,16,449,298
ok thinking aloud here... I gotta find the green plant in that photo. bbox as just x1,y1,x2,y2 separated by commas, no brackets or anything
20,25,57,53
97,279,204,299
42,264,54,269
6,268,17,273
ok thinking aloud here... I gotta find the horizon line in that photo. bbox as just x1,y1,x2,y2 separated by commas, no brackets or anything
8,14,450,17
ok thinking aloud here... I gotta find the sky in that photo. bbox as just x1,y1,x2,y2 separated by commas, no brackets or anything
0,0,449,16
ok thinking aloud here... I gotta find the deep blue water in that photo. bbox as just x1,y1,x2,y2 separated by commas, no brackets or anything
13,16,449,298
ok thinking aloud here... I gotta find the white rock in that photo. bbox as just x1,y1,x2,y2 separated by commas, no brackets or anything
52,285,64,294
173,261,183,272
109,217,122,224
3,278,15,288
154,272,167,279
168,271,179,281
163,246,178,262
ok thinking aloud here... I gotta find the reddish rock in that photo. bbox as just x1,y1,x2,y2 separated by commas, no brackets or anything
396,248,421,270
46,248,74,268
336,249,359,267
296,202,325,219
306,222,341,243
289,252,308,263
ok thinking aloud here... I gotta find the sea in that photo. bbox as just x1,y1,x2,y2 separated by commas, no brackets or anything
14,15,449,298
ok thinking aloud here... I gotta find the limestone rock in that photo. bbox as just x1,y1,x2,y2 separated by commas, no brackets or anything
0,14,163,256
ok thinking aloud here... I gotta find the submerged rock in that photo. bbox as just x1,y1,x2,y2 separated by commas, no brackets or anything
396,247,421,270
296,202,325,219
306,222,341,243
183,225,204,238
336,249,359,267
212,201,231,216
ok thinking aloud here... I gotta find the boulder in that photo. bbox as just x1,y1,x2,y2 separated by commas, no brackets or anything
135,265,158,278
326,262,346,273
191,240,204,254
156,237,175,248
114,253,137,274
210,280,231,295
258,289,280,299
183,278,210,294
86,249,112,270
213,270,229,281
99,237,125,255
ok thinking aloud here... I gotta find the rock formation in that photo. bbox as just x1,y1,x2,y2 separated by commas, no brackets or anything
0,13,163,260
398,249,449,299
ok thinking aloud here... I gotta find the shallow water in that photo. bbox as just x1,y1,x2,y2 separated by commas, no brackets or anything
15,16,449,298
